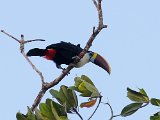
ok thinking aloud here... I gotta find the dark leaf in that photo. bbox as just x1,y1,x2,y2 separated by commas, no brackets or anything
151,98,160,106
50,89,64,105
80,91,92,97
39,103,55,120
139,88,148,96
127,87,149,103
46,99,66,116
27,107,36,120
121,103,143,117
16,112,27,120
150,112,160,120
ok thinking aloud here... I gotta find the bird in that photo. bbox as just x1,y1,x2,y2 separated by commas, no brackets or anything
26,41,111,74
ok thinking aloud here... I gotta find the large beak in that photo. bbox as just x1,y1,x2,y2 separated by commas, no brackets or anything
90,52,111,74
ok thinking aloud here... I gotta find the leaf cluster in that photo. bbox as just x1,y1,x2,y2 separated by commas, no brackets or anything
16,75,100,120
120,87,160,120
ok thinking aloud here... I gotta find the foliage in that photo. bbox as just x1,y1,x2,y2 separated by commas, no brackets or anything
120,87,160,120
16,76,160,120
16,75,100,120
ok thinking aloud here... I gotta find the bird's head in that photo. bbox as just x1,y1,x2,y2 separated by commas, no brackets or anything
88,52,111,74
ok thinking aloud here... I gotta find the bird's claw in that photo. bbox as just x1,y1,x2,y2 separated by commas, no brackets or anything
72,56,81,63
62,68,70,75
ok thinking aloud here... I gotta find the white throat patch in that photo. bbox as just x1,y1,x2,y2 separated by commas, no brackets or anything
76,53,90,68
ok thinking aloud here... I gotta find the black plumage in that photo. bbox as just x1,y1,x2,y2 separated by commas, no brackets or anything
46,41,82,66
27,41,111,74
27,41,83,68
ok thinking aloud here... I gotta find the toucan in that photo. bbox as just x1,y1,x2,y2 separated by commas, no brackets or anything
27,41,111,74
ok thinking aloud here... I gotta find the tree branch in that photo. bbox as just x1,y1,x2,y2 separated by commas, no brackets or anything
1,0,107,112
31,0,107,111
72,108,83,120
101,102,120,120
1,31,46,84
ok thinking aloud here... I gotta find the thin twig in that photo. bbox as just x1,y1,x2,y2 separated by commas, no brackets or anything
88,96,102,120
24,39,45,43
97,0,103,27
1,0,108,113
106,103,114,119
73,108,83,120
31,0,107,111
1,30,20,43
1,30,45,84
101,102,120,120
92,0,98,9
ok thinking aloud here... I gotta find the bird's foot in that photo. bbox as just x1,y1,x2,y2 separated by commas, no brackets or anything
56,65,70,75
72,56,81,63
62,68,70,75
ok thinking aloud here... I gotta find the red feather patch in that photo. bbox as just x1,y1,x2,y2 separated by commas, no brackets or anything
44,49,56,60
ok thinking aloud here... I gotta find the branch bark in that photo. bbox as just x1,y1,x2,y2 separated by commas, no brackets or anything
1,0,107,112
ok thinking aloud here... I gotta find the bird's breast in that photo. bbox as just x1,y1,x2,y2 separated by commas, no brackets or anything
75,53,90,68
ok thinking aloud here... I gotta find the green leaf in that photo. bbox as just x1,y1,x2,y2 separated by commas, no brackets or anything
121,103,143,117
50,102,61,120
71,90,78,108
52,100,68,116
50,89,60,98
151,98,160,106
50,89,63,105
61,85,78,109
150,116,160,120
139,88,148,96
27,107,36,120
68,86,82,93
150,112,160,120
60,86,72,108
80,91,92,97
60,116,69,120
78,82,88,93
35,108,44,120
39,103,55,120
16,112,27,120
84,81,99,94
127,88,149,103
81,75,94,86
91,92,101,98
74,77,83,87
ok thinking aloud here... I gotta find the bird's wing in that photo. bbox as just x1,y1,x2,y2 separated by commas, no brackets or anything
46,41,83,55
46,41,83,65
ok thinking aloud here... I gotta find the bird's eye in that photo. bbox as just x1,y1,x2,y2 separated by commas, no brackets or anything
89,52,93,56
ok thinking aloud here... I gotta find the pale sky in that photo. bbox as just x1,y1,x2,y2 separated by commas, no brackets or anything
1,0,160,120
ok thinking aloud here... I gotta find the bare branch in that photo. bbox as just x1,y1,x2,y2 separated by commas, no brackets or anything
101,102,120,120
1,31,45,84
1,0,108,113
24,39,45,44
1,30,20,43
31,0,108,111
92,0,98,9
97,0,103,27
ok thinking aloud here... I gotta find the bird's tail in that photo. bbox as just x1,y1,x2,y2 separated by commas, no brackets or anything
27,48,45,57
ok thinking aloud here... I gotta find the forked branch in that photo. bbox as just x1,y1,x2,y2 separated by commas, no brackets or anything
1,0,107,115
